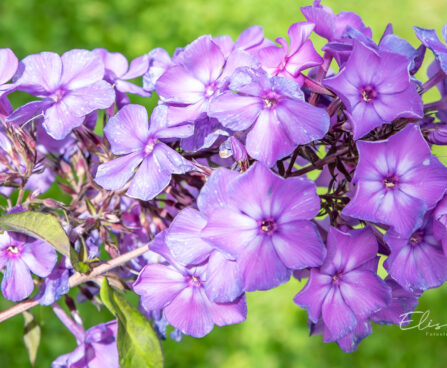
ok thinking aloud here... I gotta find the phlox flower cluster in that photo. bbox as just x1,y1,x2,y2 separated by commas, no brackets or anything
2,1,447,364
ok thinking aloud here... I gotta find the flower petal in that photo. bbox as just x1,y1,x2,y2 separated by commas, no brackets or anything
156,65,204,104
182,36,225,85
94,151,143,191
21,239,57,277
246,109,295,167
208,92,261,131
272,220,326,269
43,101,85,140
238,236,291,291
166,208,213,266
204,251,243,303
201,208,258,257
103,104,149,155
63,80,115,117
294,269,332,323
60,49,104,89
16,52,62,95
340,270,391,319
0,48,18,85
208,293,247,327
2,259,34,302
134,263,187,311
321,286,357,340
163,287,214,338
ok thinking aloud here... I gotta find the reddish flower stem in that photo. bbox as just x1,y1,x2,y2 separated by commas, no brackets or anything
0,244,149,323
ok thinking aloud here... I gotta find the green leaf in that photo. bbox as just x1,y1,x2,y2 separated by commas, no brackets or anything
0,211,70,256
23,311,41,366
100,278,164,368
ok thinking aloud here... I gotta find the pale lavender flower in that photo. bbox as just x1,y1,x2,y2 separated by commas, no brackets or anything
0,231,57,302
209,67,329,167
343,125,447,237
384,213,447,292
95,104,194,200
294,227,391,345
202,162,326,291
155,35,258,125
10,50,115,139
134,233,247,338
323,41,423,139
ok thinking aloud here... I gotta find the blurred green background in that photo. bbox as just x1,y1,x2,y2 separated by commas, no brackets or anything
1,0,447,367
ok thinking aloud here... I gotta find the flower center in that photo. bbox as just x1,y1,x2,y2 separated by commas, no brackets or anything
188,275,202,288
409,230,424,246
259,218,277,235
205,82,217,98
360,85,377,102
6,245,21,258
143,139,156,156
51,88,67,103
383,175,399,189
332,271,344,285
263,92,280,109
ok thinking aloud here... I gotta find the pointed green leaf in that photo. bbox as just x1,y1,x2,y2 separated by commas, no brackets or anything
23,311,41,366
100,279,164,368
0,211,70,256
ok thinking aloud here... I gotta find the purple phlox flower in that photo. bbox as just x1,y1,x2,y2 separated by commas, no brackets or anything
213,25,274,59
0,231,57,301
379,24,426,76
94,104,194,200
342,125,447,237
323,41,423,139
52,318,119,368
133,232,247,338
257,22,323,84
209,67,330,166
202,162,326,291
10,49,115,140
294,226,391,346
93,48,151,110
371,276,420,326
384,213,447,293
35,260,70,305
155,35,259,126
301,1,372,42
414,25,447,73
0,48,18,98
180,115,230,152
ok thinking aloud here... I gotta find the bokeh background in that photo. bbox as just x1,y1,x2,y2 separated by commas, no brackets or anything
1,0,447,367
